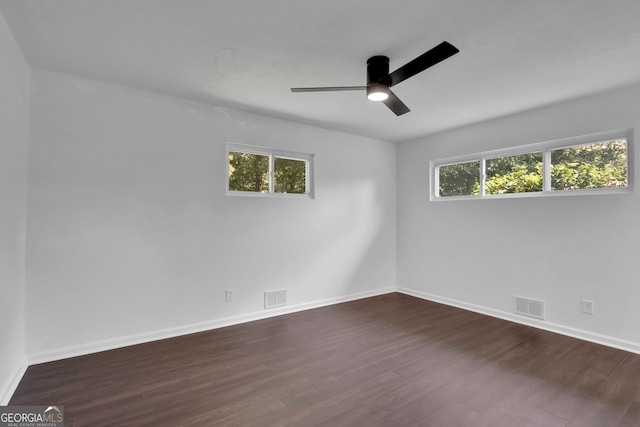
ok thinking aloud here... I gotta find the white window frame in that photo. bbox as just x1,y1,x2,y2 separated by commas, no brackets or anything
430,129,633,201
226,143,315,198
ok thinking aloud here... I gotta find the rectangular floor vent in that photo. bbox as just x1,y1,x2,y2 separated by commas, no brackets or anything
515,296,545,320
265,289,287,309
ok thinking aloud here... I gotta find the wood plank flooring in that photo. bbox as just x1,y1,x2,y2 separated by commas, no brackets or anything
10,293,640,426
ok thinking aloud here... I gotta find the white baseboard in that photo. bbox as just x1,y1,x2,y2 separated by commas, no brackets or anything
28,287,396,365
398,287,640,355
1,361,28,405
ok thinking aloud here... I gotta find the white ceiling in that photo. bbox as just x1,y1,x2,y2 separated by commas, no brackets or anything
2,0,640,143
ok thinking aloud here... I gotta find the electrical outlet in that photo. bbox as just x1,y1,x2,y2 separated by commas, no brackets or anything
225,289,234,301
581,299,594,314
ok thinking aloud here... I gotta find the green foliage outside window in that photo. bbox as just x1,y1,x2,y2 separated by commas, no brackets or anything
551,140,627,190
438,161,480,197
274,158,306,194
485,153,542,194
228,151,269,192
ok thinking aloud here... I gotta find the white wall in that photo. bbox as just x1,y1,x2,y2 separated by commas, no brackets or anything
397,84,640,353
0,10,29,404
26,69,396,362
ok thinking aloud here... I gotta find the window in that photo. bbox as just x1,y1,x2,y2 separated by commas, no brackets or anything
227,143,314,197
432,130,631,200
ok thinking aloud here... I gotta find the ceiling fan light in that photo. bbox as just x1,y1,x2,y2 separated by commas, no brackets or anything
367,83,389,101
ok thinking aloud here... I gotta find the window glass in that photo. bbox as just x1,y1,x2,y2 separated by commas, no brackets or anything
438,161,480,197
274,157,307,194
228,151,269,192
551,140,627,191
485,152,543,195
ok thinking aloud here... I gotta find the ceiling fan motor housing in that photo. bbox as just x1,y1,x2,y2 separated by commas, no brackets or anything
366,56,391,101
367,55,390,85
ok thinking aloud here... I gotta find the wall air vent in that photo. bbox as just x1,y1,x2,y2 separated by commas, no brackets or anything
265,289,287,309
515,296,545,320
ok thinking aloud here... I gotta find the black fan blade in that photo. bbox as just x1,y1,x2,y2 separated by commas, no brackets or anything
382,90,410,116
387,41,459,87
291,86,366,92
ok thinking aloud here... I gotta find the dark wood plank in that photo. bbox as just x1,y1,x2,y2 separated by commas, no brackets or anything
9,293,640,427
564,353,640,427
538,346,630,422
515,408,569,427
374,375,477,427
618,401,640,427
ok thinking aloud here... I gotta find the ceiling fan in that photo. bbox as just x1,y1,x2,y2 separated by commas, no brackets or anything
291,41,459,116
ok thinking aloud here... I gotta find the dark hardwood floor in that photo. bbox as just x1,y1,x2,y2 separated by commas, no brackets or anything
11,293,640,426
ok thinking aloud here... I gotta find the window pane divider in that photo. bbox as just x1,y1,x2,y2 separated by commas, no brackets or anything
543,149,552,192
480,156,487,197
268,154,274,194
